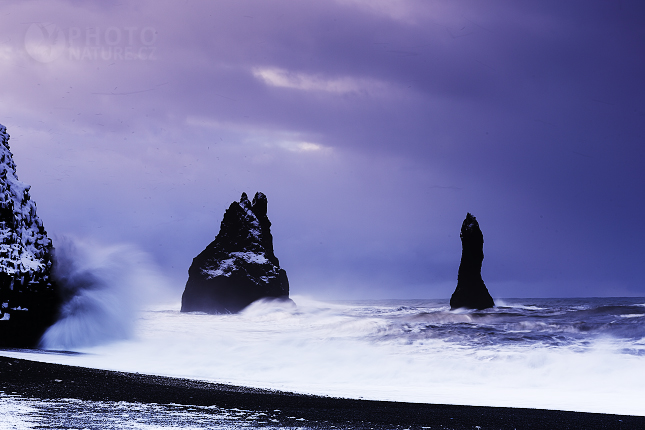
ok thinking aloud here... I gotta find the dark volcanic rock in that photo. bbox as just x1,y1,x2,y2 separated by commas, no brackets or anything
181,192,289,313
450,213,494,310
0,123,60,347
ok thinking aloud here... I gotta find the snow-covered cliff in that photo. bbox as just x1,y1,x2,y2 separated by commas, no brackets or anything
0,123,59,346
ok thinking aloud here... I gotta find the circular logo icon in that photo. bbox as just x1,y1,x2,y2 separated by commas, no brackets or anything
24,23,66,63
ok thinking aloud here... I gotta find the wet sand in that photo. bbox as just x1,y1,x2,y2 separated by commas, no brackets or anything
0,355,642,429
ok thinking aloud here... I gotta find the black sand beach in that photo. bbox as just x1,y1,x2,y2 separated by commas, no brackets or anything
0,355,642,429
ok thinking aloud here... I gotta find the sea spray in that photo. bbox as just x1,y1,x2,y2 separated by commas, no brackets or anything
5,296,642,415
39,236,172,349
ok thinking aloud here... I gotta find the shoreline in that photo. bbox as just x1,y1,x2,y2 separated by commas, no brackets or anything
1,355,643,429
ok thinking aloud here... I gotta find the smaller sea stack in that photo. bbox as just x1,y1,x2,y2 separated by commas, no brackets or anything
181,192,289,314
450,213,494,310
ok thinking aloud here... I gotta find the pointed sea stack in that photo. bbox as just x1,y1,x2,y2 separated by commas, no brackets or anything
181,192,290,313
0,123,60,347
450,213,494,310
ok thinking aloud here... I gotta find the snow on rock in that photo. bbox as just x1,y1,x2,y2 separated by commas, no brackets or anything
0,123,59,347
181,192,290,313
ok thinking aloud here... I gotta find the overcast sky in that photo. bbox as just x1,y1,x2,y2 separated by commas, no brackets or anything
1,0,644,300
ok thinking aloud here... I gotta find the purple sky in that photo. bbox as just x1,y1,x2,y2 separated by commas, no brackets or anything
1,0,644,299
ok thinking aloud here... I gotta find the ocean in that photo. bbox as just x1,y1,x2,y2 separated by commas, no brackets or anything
1,295,645,426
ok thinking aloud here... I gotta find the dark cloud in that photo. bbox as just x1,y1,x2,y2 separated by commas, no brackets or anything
1,0,644,298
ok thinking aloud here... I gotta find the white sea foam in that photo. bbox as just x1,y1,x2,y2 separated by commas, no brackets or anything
0,394,38,430
2,295,644,416
0,393,280,429
494,299,545,310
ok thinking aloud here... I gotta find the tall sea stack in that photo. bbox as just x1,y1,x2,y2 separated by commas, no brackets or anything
450,213,494,310
0,123,59,347
181,192,289,313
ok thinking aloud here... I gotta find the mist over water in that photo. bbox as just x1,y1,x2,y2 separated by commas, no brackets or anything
7,295,642,415
39,237,172,349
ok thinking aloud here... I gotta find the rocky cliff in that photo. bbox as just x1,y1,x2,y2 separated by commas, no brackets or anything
450,213,495,310
181,192,290,313
0,123,59,347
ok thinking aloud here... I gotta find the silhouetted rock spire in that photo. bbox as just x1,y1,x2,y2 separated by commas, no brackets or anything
181,192,290,313
450,213,494,310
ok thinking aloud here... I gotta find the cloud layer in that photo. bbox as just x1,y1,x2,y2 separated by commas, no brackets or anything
1,0,644,299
